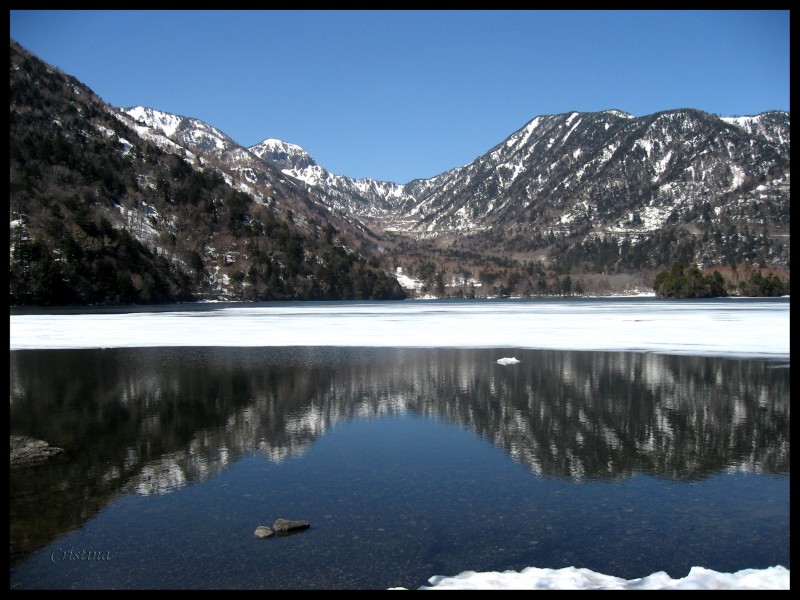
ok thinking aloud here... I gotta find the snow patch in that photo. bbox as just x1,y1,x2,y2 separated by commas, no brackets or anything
395,267,424,290
126,106,182,138
411,565,789,591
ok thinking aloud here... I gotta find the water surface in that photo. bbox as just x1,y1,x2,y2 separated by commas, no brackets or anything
10,344,790,589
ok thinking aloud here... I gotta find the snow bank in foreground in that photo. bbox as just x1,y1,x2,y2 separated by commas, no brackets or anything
391,565,789,590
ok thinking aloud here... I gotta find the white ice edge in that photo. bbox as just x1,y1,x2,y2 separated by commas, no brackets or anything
9,300,790,359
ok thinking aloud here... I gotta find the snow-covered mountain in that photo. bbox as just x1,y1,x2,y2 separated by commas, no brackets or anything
10,38,411,305
246,109,789,281
118,105,392,246
126,105,789,250
121,106,280,197
249,138,410,219
253,109,789,242
401,109,789,241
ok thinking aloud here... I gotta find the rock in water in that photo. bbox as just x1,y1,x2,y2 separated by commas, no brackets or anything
253,526,275,538
10,436,64,465
272,518,310,534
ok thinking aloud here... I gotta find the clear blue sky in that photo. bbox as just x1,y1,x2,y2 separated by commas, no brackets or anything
10,10,790,184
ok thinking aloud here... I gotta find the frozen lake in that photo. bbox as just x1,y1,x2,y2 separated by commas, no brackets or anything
9,297,790,359
9,298,790,589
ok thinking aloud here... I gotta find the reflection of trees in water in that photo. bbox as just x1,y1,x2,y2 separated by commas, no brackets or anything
415,351,790,481
9,347,789,563
10,348,790,487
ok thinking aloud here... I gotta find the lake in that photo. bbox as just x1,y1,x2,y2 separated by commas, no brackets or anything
9,298,790,589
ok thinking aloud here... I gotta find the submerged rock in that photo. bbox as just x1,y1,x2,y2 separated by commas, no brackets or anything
10,436,64,465
254,519,310,539
272,519,310,534
253,519,311,538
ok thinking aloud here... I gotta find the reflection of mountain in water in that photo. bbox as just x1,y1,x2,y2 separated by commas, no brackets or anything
421,350,790,482
9,347,790,563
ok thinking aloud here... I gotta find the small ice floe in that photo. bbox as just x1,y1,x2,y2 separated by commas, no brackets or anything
496,357,521,365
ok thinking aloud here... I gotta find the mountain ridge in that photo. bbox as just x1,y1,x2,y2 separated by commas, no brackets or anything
10,39,790,303
124,104,789,236
113,101,795,298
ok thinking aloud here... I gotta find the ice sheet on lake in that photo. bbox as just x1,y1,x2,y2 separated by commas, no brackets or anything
9,299,789,359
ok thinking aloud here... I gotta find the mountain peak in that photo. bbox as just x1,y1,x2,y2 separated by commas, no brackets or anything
122,106,240,156
601,109,635,119
249,138,317,170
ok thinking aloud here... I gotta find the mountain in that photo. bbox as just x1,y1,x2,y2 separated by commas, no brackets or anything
9,39,790,305
247,108,790,278
9,40,406,305
138,101,788,297
250,138,410,219
116,106,390,242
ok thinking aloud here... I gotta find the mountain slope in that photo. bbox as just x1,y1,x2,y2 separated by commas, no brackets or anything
9,40,406,305
246,108,789,294
251,108,789,245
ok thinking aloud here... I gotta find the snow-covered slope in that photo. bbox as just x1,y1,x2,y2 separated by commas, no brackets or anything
120,104,790,268
246,109,789,247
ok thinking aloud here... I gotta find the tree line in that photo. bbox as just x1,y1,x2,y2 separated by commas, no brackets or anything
653,262,788,298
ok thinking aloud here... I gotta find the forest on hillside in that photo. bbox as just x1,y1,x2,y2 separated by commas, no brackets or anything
9,41,405,306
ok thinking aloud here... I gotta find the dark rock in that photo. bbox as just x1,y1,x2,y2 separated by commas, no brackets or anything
10,436,64,465
272,518,310,534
